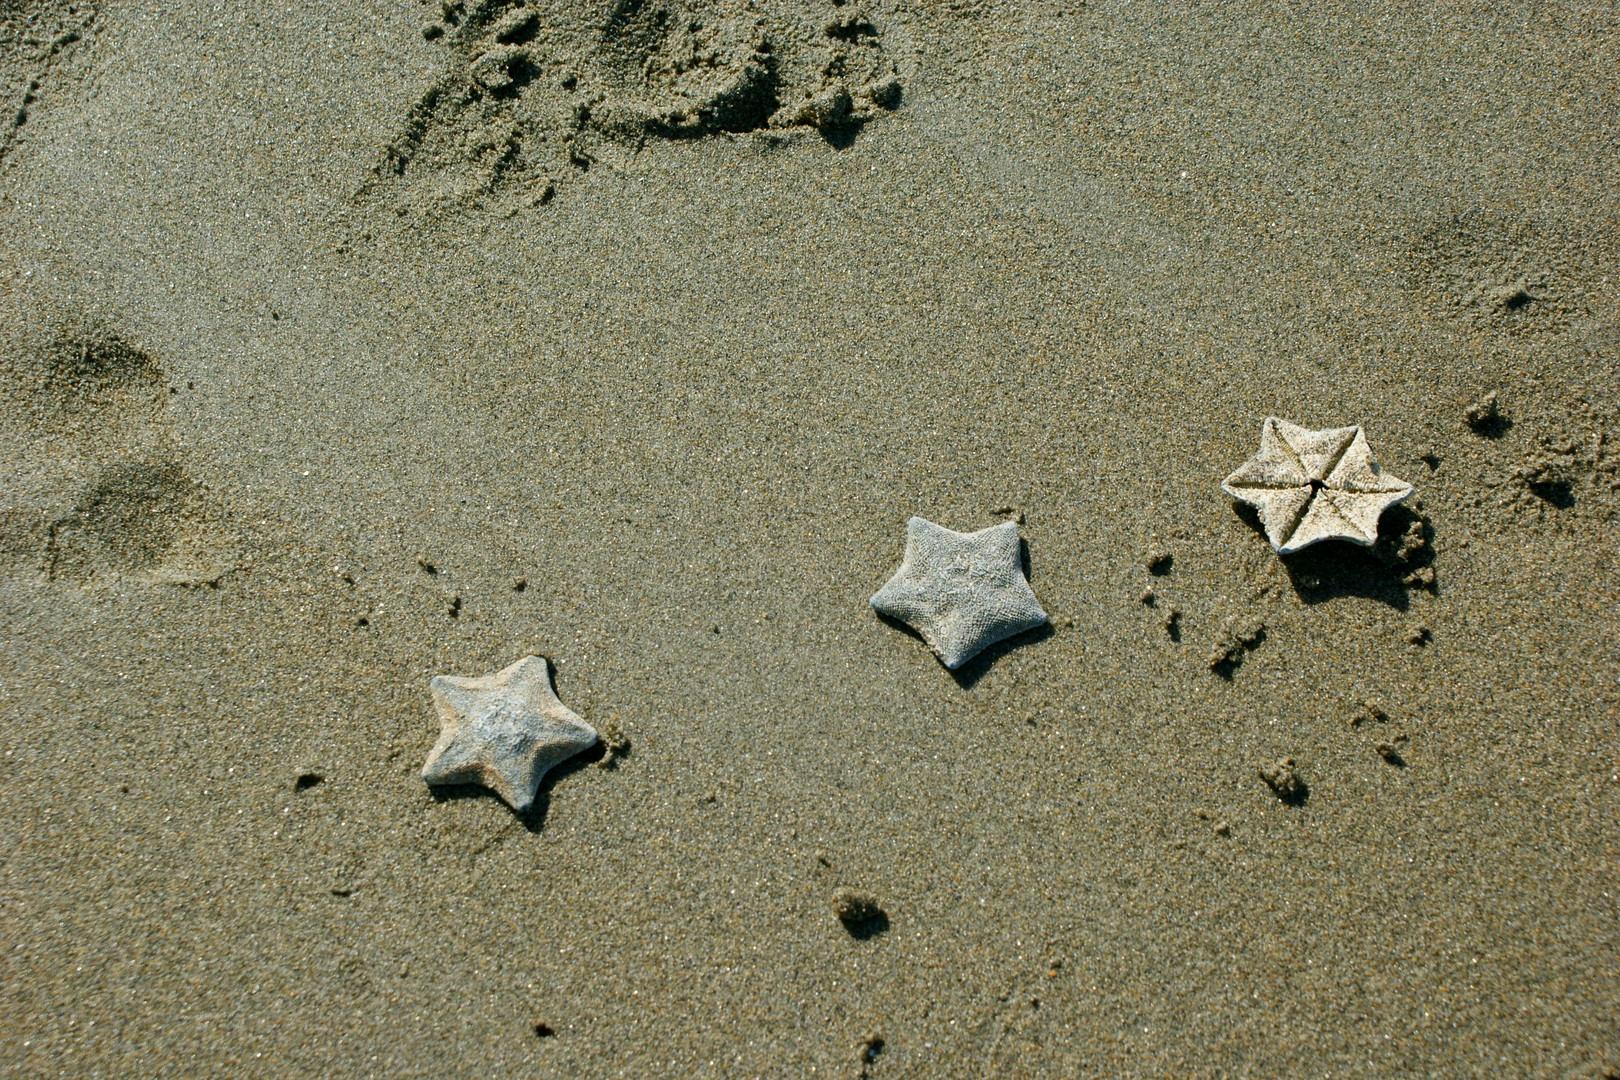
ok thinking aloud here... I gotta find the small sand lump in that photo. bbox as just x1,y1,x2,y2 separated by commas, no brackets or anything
1208,615,1265,672
832,887,886,930
1464,390,1502,430
1258,757,1306,801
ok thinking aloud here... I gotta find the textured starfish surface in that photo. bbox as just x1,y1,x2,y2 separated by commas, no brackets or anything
870,517,1048,669
1222,417,1413,555
421,655,597,813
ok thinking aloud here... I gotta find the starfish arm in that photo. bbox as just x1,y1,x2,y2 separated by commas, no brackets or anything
422,730,534,811
1318,486,1410,546
538,705,600,757
1228,485,1314,552
975,522,1024,575
1223,418,1310,492
431,676,498,725
901,517,957,575
931,592,1047,668
1274,419,1360,482
421,730,472,785
1326,431,1414,496
870,566,937,625
502,655,560,702
1280,490,1372,552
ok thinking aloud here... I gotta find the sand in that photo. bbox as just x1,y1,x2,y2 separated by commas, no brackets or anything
1,0,1617,1075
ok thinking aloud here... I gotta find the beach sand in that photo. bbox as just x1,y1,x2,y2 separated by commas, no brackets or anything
1,0,1617,1075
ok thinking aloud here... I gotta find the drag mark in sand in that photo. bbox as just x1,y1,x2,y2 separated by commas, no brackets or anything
422,654,599,814
870,517,1047,670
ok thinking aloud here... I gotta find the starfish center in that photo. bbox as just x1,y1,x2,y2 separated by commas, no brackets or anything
1307,478,1326,494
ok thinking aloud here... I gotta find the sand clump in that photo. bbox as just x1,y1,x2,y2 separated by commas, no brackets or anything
1464,390,1509,436
1258,758,1306,804
1208,614,1265,676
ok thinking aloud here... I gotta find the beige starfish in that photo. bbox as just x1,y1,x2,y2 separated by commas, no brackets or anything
1222,418,1413,555
421,655,597,813
870,517,1048,669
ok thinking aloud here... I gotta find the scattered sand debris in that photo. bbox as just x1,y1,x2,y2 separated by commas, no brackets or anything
1409,209,1595,334
1345,700,1391,728
1144,544,1172,575
595,717,631,768
1372,505,1437,590
1375,734,1409,765
362,0,907,215
853,1031,885,1078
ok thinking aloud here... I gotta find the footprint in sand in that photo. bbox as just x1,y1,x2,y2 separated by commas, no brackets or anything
0,314,237,586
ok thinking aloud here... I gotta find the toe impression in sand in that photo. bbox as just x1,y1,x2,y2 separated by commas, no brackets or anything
870,517,1048,670
1222,417,1413,555
421,655,598,814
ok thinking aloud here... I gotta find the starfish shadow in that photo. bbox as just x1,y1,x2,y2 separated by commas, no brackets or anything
874,609,1055,688
1232,503,1432,612
427,749,605,834
949,622,1055,688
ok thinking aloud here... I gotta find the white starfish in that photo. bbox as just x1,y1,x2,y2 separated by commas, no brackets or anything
870,517,1048,669
1222,417,1413,555
421,655,597,813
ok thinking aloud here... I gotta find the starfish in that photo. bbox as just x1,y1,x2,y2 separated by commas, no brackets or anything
421,655,597,813
1222,417,1413,555
870,517,1048,669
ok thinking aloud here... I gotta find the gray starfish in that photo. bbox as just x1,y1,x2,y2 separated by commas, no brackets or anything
1222,417,1413,555
870,517,1048,669
421,655,597,813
